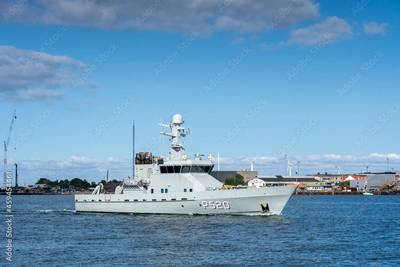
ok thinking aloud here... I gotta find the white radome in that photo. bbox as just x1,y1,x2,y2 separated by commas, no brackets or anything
172,114,183,124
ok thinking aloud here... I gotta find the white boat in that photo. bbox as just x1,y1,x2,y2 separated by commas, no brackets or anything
362,181,374,196
363,192,374,196
75,114,297,215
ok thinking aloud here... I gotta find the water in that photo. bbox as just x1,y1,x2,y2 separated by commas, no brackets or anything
1,195,400,267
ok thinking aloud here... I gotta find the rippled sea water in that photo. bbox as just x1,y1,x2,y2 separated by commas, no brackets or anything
1,195,400,266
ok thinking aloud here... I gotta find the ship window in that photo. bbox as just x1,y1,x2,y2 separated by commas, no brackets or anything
181,198,187,201
134,199,138,202
181,166,191,173
205,165,213,173
165,188,168,193
171,198,176,201
124,199,129,202
151,189,154,194
161,199,166,201
191,165,202,173
184,189,187,192
189,189,193,192
160,166,167,173
142,199,146,202
167,166,174,173
161,188,164,193
173,166,181,173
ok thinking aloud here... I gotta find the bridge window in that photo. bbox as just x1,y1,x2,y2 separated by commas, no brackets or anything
151,189,154,194
205,165,213,173
191,165,203,172
160,165,213,174
189,189,193,192
165,188,168,193
161,188,164,193
184,189,187,192
174,166,181,173
181,166,191,173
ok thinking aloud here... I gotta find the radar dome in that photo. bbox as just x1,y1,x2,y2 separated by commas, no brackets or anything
172,114,183,124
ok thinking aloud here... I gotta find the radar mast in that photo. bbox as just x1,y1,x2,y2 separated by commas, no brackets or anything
160,114,188,161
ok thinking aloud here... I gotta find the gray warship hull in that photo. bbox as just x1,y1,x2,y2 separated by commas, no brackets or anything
75,185,296,215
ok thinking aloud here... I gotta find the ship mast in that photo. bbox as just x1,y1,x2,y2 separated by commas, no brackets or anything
160,114,188,161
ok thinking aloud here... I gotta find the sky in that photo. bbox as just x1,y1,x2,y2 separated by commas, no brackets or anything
1,0,399,185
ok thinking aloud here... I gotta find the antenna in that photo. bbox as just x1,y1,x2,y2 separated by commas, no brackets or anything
15,163,18,188
284,154,288,176
296,160,300,175
386,157,390,172
132,121,135,179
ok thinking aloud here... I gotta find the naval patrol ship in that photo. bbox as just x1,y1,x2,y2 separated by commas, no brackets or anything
75,114,296,215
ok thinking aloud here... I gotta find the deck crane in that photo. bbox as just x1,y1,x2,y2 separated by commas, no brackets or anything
3,110,17,187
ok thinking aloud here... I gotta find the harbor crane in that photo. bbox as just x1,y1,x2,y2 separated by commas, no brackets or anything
3,110,17,187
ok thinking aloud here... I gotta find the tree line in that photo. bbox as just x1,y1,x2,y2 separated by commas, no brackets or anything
36,178,95,190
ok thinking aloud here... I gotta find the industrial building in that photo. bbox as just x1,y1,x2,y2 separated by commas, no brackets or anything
349,172,398,192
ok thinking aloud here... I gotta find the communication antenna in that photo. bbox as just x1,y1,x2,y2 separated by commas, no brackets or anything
15,163,18,188
132,121,135,179
386,157,390,172
284,154,288,176
296,160,300,175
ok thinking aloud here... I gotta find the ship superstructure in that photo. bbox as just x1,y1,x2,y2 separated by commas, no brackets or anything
75,114,296,215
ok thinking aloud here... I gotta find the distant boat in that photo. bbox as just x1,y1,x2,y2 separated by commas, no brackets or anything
363,192,374,196
362,181,374,196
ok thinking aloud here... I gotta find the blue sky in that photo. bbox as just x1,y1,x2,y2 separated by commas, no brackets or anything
1,0,399,185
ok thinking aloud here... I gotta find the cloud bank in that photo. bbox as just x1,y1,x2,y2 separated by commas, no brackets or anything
1,0,319,33
363,22,389,35
288,16,352,45
0,45,86,101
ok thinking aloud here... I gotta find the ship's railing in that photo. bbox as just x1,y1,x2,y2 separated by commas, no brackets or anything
219,183,291,190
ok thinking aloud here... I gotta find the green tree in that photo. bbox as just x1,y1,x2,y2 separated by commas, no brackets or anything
70,178,91,189
58,179,70,189
234,174,245,185
338,181,350,187
36,178,52,185
224,174,245,186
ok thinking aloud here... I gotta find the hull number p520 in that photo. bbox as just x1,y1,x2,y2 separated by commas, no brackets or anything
201,201,230,209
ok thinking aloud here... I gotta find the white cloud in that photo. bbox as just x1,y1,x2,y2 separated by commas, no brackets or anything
15,156,131,185
218,153,400,174
288,16,352,45
0,45,86,101
363,22,389,35
0,0,319,33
